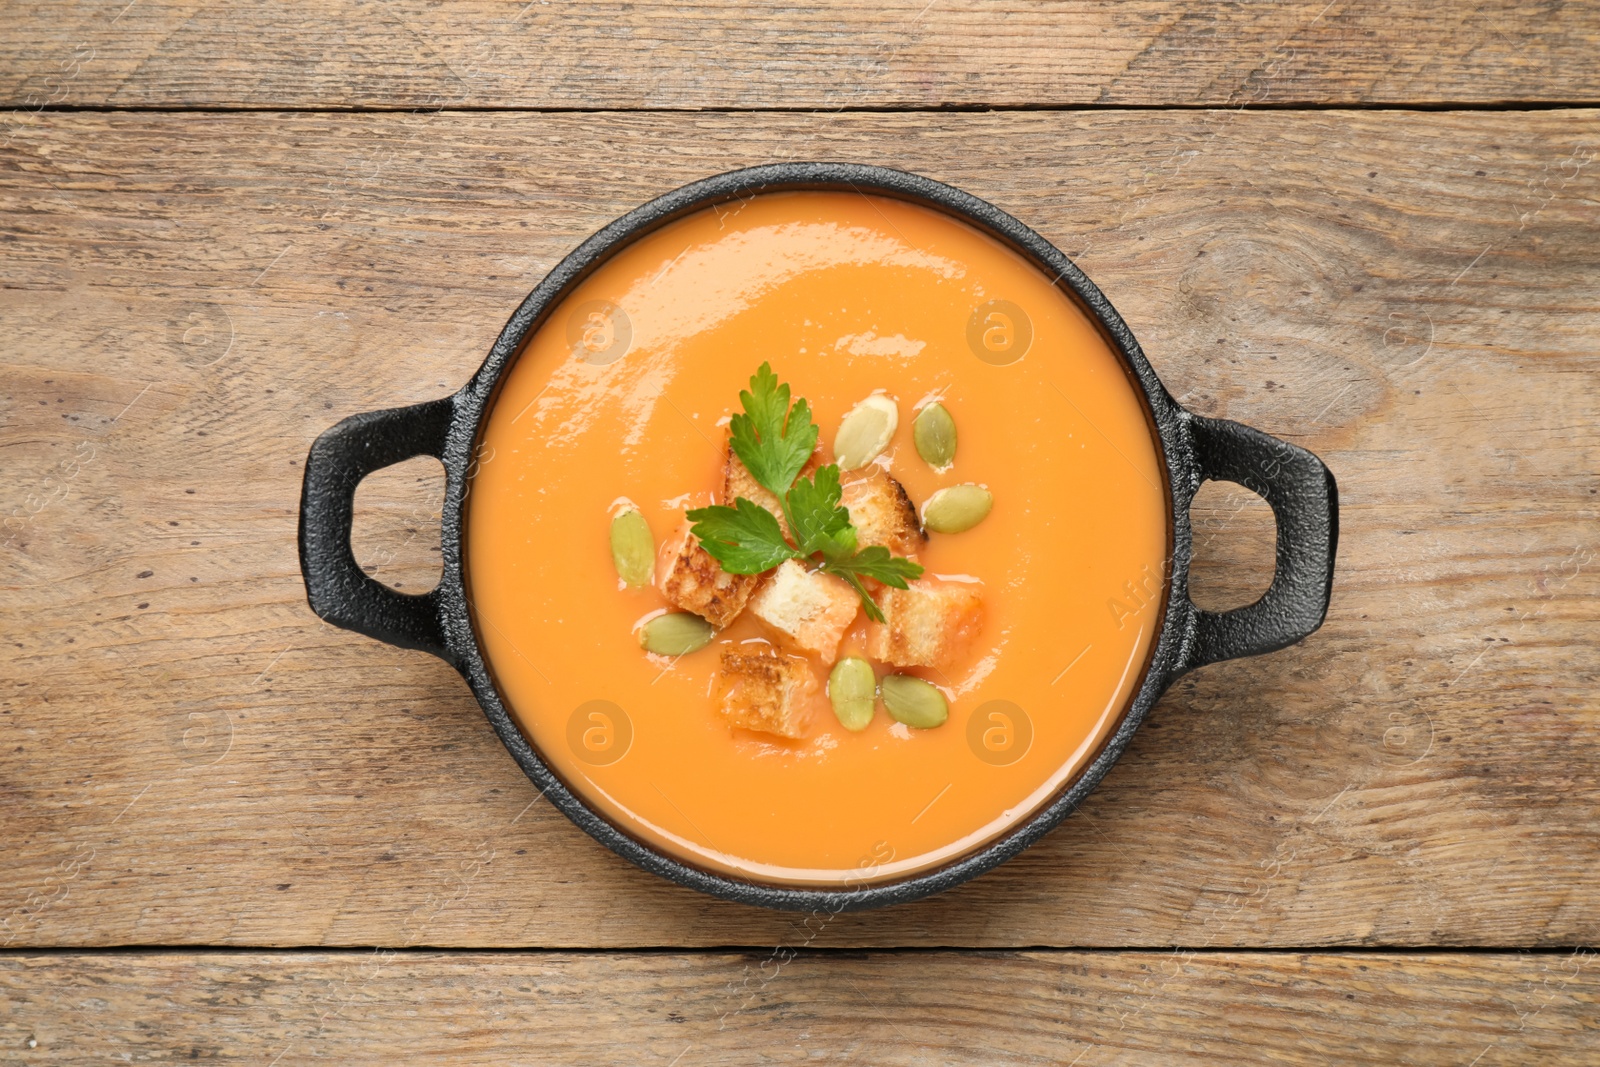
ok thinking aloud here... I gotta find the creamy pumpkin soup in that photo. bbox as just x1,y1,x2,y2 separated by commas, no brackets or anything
466,191,1168,886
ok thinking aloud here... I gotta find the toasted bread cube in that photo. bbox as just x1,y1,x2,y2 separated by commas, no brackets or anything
841,469,926,557
865,582,984,669
656,522,757,628
723,450,784,522
748,559,860,662
717,646,815,739
722,443,823,537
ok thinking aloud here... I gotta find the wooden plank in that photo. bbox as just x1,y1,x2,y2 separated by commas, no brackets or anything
1,110,1597,948
1,950,1595,1064
2,1,1598,111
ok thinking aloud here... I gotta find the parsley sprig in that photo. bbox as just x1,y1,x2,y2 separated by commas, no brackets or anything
686,364,923,623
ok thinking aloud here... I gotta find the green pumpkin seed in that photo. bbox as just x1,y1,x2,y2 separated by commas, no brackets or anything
610,508,655,587
922,484,993,534
880,674,949,729
828,656,877,732
912,402,957,469
834,394,898,470
639,612,715,656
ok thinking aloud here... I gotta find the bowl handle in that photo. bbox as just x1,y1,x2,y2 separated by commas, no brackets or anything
1177,413,1339,673
298,397,456,662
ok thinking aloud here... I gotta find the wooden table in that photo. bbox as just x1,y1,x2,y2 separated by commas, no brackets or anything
3,3,1598,1062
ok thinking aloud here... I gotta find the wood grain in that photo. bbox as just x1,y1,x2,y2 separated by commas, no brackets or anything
1,950,1595,1064
2,109,1597,949
2,1,1598,111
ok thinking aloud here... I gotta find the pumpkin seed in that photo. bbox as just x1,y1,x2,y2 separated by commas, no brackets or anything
834,394,898,470
609,508,654,587
921,484,993,534
639,612,715,656
880,674,949,729
828,656,877,732
912,402,957,469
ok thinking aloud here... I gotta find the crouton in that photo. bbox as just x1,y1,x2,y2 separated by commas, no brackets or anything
748,559,860,662
716,646,815,739
841,469,926,558
656,522,757,628
722,443,823,538
865,581,984,669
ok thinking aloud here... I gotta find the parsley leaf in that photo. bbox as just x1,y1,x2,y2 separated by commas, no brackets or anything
825,568,885,623
826,546,924,589
820,547,925,623
689,365,926,624
728,362,818,500
685,497,798,575
785,464,854,559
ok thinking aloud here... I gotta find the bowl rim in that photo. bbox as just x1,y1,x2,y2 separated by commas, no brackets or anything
435,163,1200,911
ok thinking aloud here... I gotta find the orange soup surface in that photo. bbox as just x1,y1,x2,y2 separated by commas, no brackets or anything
467,191,1169,886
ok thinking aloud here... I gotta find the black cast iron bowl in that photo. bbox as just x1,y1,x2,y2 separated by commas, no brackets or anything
298,162,1338,912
